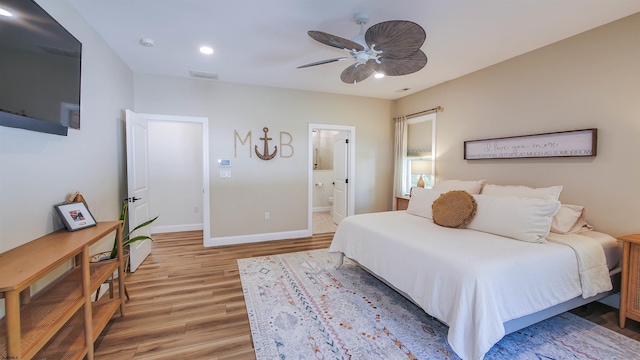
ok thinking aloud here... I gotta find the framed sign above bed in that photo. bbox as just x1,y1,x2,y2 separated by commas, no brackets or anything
464,128,597,160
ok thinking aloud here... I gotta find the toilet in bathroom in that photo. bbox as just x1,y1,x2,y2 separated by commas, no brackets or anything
328,197,334,215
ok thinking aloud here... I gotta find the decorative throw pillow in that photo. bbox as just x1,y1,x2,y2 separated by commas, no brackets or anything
432,190,477,228
406,187,442,219
551,204,593,234
467,194,561,243
480,184,563,201
432,179,485,194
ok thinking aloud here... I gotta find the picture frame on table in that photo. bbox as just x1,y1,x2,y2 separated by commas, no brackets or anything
54,201,97,231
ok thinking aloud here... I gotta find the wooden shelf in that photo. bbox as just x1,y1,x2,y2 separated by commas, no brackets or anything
33,310,87,360
92,300,121,341
90,259,120,293
0,267,84,359
33,300,121,360
0,221,124,360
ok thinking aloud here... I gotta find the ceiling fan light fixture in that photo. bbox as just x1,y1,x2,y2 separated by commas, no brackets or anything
374,72,385,79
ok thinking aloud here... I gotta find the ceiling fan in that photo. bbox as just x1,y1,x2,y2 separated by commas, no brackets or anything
298,12,427,84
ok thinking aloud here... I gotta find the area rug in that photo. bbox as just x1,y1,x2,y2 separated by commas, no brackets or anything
238,249,640,359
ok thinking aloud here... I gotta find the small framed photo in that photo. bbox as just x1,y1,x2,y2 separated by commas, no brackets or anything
54,201,97,231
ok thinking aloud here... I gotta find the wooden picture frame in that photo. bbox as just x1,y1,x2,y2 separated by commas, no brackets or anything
464,128,597,160
54,201,97,231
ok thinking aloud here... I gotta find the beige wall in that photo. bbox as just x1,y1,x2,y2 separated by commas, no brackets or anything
0,0,133,317
395,13,640,236
147,121,203,232
0,1,133,252
133,75,394,240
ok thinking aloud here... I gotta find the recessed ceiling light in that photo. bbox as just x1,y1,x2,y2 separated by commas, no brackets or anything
200,46,213,55
374,72,385,79
0,8,13,17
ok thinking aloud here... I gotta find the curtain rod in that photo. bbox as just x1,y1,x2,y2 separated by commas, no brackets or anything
394,106,443,122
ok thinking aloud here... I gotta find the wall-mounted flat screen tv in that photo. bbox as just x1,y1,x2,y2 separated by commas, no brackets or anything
0,0,82,136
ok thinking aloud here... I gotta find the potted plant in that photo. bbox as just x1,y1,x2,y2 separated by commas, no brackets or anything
91,201,158,263
90,202,158,301
109,201,159,260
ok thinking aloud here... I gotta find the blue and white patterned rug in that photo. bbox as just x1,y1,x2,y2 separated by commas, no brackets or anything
238,249,640,359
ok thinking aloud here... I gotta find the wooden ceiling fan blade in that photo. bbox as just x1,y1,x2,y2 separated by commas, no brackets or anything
365,20,426,59
375,50,427,76
297,57,349,69
340,62,375,84
308,30,365,51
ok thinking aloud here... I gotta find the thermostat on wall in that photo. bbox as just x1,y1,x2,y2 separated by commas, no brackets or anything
218,159,231,167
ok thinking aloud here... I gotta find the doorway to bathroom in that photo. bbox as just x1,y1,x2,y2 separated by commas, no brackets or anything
308,124,356,234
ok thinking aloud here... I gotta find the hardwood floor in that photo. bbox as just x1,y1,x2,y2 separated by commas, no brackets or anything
94,231,640,359
94,231,333,359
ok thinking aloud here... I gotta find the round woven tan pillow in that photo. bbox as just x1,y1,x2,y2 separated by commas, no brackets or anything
432,190,477,228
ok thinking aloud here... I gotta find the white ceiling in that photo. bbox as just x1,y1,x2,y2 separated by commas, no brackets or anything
66,0,640,100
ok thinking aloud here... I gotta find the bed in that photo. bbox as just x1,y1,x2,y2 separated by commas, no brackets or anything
328,182,620,360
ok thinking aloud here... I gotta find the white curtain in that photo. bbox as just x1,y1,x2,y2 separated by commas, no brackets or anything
392,117,408,209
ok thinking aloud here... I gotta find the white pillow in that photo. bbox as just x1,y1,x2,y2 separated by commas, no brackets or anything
551,204,593,234
481,184,563,201
467,194,561,243
406,187,442,219
432,179,485,194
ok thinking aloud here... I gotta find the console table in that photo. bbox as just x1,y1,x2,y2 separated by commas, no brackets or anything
0,221,125,360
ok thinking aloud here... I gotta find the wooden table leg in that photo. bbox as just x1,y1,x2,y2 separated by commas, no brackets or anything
620,241,630,328
6,290,22,358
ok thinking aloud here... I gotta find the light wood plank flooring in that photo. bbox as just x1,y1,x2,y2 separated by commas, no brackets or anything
94,231,640,359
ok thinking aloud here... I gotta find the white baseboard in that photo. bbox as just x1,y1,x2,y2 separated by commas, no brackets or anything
151,223,203,234
313,206,331,212
205,229,312,247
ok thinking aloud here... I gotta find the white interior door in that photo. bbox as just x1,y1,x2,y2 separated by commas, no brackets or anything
125,110,153,272
332,133,349,225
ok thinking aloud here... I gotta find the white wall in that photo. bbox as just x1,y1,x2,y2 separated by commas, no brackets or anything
395,13,640,236
133,74,394,241
148,121,203,233
0,0,133,317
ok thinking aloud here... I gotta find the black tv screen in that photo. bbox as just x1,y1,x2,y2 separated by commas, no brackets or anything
0,0,82,136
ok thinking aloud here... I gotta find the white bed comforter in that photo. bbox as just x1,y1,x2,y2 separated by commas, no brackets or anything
328,211,611,360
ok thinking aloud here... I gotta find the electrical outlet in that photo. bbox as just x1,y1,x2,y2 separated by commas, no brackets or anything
264,212,270,220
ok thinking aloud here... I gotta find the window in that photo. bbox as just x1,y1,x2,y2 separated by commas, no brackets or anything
393,112,437,200
399,113,436,195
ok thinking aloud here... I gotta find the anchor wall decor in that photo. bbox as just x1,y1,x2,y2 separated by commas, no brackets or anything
234,128,294,159
255,127,277,160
